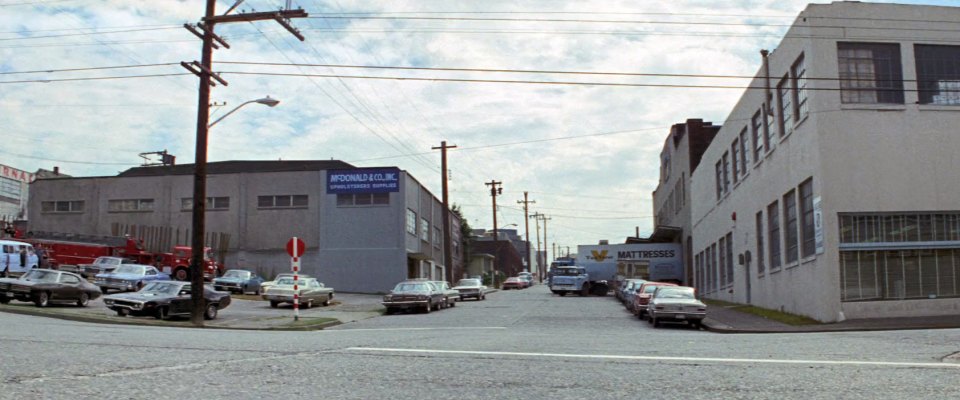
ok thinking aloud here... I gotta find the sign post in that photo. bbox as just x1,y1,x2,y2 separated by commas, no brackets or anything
286,237,306,321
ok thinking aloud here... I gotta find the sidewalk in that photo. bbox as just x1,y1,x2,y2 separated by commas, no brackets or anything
703,304,960,333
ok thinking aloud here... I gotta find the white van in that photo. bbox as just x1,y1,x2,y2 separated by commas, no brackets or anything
1,240,39,277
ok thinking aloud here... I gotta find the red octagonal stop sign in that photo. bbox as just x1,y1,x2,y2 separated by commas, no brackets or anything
286,237,306,257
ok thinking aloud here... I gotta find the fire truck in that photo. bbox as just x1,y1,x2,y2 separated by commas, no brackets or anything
22,232,224,281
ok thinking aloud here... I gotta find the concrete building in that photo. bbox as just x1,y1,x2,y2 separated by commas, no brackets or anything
27,160,464,293
650,119,721,285
688,2,960,321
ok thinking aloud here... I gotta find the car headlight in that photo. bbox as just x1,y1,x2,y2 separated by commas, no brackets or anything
104,299,114,306
383,295,392,301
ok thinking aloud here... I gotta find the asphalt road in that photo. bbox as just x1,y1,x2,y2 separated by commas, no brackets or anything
2,284,959,399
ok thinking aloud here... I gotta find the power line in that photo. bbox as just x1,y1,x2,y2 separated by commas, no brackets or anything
0,26,182,41
0,149,136,166
0,73,191,84
0,62,178,75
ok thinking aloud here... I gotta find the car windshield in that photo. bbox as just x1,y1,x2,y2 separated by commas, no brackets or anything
96,258,120,265
141,282,186,296
114,265,145,275
276,278,308,286
643,285,664,293
556,268,580,276
223,270,250,279
20,270,59,283
657,288,695,299
393,283,430,292
456,279,480,287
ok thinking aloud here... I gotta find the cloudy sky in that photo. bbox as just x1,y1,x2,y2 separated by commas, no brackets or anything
1,0,954,257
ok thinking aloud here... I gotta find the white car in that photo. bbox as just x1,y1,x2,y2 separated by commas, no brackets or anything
452,278,486,301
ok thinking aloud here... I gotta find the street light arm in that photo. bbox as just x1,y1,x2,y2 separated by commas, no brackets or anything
208,96,279,128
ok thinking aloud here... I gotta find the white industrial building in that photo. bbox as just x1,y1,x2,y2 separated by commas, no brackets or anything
689,2,960,321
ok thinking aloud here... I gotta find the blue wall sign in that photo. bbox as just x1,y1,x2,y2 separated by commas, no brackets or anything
327,167,401,194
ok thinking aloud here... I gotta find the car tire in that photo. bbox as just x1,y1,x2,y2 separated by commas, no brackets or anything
174,268,188,281
652,316,660,328
647,313,654,324
204,303,218,320
459,295,465,301
0,296,9,304
450,299,456,308
322,297,330,307
270,301,280,308
77,293,90,307
254,287,260,296
155,306,168,320
558,291,566,297
305,299,313,309
35,291,49,307
135,281,144,292
116,308,129,317
384,307,394,315
423,303,431,314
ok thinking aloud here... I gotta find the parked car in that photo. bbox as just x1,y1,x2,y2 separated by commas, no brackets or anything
431,280,458,308
94,264,170,293
518,274,534,288
647,286,707,329
260,273,314,295
0,269,101,307
103,280,231,320
617,279,642,303
80,256,131,278
502,277,525,290
262,277,333,309
634,282,677,319
381,280,444,314
623,279,648,310
213,269,265,295
452,278,486,301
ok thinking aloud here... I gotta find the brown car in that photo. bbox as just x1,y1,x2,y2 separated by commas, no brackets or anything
502,277,525,290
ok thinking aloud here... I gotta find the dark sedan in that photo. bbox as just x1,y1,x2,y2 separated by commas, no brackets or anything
381,280,444,314
103,281,231,320
0,269,101,307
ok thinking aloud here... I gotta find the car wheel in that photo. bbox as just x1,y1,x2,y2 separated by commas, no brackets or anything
384,307,394,315
450,299,456,308
423,303,431,314
0,296,9,304
305,299,313,309
270,301,279,308
652,316,660,328
322,297,330,307
174,268,188,281
558,291,566,297
77,292,90,307
100,287,109,294
35,291,49,307
254,287,260,296
135,281,144,292
481,294,486,300
204,303,218,320
459,295,465,301
155,306,168,320
647,313,654,324
116,308,129,317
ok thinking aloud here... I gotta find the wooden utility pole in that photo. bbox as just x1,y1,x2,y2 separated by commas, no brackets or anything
183,1,307,326
485,180,502,288
432,141,457,282
517,193,534,276
530,212,542,282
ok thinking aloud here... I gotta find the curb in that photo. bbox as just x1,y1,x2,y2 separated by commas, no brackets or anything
701,317,960,334
0,305,341,331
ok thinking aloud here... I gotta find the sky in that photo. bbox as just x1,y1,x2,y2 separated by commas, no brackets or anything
1,0,956,259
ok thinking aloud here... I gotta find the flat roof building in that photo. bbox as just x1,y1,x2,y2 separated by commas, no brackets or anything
27,160,464,293
689,2,960,321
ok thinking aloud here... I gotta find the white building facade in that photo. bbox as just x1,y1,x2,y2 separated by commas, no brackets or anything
690,2,960,321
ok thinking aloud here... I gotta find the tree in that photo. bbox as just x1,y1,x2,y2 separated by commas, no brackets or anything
451,204,472,276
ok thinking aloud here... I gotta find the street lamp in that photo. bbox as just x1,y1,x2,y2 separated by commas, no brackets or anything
208,96,280,128
189,95,280,326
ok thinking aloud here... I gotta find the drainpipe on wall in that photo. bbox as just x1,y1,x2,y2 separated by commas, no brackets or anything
760,49,773,134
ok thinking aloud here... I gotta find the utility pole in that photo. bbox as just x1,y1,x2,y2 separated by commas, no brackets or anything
485,180,502,288
517,192,534,276
530,212,542,282
182,1,307,326
541,215,552,278
432,141,457,282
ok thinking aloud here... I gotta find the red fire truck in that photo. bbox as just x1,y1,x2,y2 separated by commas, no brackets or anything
22,232,224,281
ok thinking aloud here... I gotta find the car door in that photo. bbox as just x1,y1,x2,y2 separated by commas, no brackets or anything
144,267,161,282
169,286,193,315
56,273,82,301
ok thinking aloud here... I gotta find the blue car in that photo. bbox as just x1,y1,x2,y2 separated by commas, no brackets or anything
95,264,171,293
213,269,264,295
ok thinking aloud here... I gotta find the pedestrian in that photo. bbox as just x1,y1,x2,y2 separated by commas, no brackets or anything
19,246,27,269
36,246,47,269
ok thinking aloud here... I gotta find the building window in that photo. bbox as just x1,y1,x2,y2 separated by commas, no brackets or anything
715,161,723,200
777,75,793,137
838,42,904,104
0,177,22,204
336,193,388,207
722,152,730,194
725,232,734,286
183,196,230,211
768,201,782,269
406,209,417,235
791,54,808,119
731,140,740,184
434,227,442,248
710,243,718,292
839,212,960,302
915,44,960,105
257,195,307,209
738,127,749,174
751,111,763,161
108,199,154,212
719,236,727,287
799,179,815,258
783,189,799,264
41,200,84,213
420,217,429,241
756,211,765,275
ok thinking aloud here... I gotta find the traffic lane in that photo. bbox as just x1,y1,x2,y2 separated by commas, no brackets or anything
8,343,960,400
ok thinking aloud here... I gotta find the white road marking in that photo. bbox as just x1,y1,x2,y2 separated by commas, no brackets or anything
346,347,960,369
327,327,507,332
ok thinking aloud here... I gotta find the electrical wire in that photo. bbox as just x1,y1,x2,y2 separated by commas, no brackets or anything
0,63,179,75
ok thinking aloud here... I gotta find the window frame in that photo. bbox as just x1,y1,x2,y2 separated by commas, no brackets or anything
914,44,960,105
799,179,816,257
768,201,782,269
783,189,799,264
837,42,905,104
